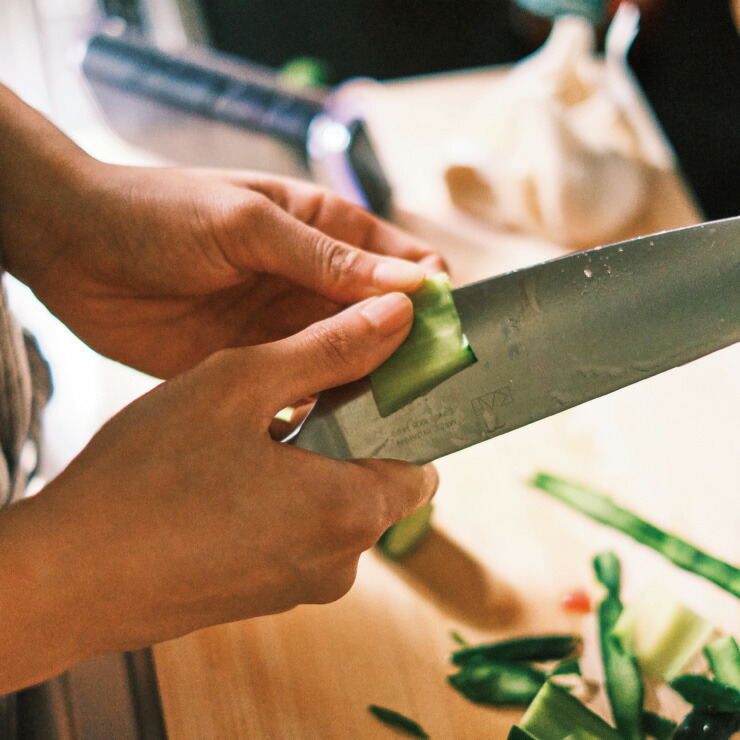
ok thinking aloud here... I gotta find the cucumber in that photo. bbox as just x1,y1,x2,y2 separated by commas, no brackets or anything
612,586,713,681
370,273,476,417
376,503,434,561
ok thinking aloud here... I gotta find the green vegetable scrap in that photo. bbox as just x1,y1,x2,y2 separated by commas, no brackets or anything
449,630,469,647
510,729,602,740
370,273,476,418
704,635,740,690
278,56,331,88
508,726,539,740
611,587,713,681
368,705,429,738
530,473,740,599
593,552,645,740
548,658,582,678
669,674,740,714
673,708,740,740
448,660,547,706
641,711,677,740
448,634,581,707
520,681,623,740
452,635,580,668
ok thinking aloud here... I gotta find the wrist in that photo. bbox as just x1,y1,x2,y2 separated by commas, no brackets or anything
0,487,108,693
0,84,100,287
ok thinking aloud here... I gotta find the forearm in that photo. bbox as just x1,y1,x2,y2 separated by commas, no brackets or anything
0,84,98,287
0,490,100,694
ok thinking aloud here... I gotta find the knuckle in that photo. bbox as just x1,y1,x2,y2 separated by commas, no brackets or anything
316,236,362,281
300,190,327,227
196,348,264,413
201,348,245,385
324,494,386,551
215,192,270,240
237,191,274,228
307,322,357,371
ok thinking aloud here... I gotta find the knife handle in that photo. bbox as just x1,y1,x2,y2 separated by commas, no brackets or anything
82,33,324,151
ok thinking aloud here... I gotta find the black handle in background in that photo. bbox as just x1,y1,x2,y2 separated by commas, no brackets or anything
82,33,324,151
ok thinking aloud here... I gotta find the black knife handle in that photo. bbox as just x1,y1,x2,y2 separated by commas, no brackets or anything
82,34,324,150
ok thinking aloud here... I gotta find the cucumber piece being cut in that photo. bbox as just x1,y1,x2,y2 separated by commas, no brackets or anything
376,502,434,561
370,273,476,417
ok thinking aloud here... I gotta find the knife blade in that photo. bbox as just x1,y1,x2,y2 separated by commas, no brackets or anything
291,216,740,465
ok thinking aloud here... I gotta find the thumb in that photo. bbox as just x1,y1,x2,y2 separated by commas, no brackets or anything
256,292,413,414
245,198,427,302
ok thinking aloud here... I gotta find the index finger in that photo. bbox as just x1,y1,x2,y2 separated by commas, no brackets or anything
244,175,447,272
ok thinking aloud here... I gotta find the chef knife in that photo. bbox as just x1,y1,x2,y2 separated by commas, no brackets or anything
290,216,740,465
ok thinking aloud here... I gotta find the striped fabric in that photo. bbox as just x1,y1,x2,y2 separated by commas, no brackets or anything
0,279,33,508
0,275,52,738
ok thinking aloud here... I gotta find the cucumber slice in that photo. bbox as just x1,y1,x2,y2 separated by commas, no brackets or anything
520,681,623,740
453,635,580,667
376,503,433,561
704,636,740,690
592,552,645,740
448,660,547,706
370,273,476,417
509,727,539,740
612,586,713,681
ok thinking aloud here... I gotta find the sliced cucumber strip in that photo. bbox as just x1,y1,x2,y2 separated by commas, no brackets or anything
670,674,740,713
452,635,580,667
530,474,740,599
592,552,645,740
704,635,740,690
520,681,623,740
612,586,713,681
448,660,547,706
509,727,539,740
367,705,429,738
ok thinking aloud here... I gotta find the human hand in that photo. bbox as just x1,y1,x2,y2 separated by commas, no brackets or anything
1,293,438,691
0,293,437,676
1,110,443,377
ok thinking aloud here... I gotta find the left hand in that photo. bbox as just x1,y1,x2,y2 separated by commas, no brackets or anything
3,156,443,378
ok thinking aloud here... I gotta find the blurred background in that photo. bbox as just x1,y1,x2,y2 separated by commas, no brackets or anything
114,0,740,218
0,0,738,479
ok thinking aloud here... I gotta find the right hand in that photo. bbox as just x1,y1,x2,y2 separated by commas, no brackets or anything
9,292,437,687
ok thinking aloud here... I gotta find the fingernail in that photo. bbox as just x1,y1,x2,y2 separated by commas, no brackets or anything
373,259,425,290
360,293,413,334
422,463,440,502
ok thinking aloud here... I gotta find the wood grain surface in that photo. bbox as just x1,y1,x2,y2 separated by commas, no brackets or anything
154,66,740,739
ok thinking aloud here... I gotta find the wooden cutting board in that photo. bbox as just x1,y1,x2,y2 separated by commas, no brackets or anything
153,66,740,739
